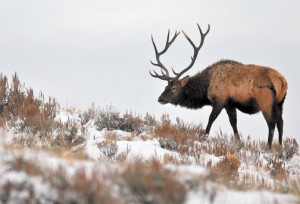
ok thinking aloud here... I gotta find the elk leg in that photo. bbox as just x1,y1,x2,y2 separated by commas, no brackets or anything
206,105,223,135
274,104,284,145
262,112,276,149
225,107,240,140
267,123,276,149
277,119,283,146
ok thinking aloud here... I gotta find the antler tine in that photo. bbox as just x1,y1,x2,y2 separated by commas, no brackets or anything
172,67,180,76
151,35,170,77
174,24,210,80
161,30,180,55
149,70,170,81
197,23,210,48
150,29,181,81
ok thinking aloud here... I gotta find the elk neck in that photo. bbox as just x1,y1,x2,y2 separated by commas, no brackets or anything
175,70,211,109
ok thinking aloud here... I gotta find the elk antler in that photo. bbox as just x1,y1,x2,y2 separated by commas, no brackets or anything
173,24,210,80
150,29,180,81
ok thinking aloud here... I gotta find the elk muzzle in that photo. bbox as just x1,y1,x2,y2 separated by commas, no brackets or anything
158,96,168,104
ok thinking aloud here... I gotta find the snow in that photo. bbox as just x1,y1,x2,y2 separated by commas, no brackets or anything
55,109,81,124
0,108,299,203
116,140,179,162
214,190,297,204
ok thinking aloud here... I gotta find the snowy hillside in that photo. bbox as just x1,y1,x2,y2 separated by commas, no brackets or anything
0,106,299,204
0,74,299,203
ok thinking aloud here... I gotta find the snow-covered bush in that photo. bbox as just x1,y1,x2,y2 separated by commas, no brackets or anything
0,73,87,149
94,106,123,131
120,160,187,204
215,154,241,178
93,106,154,133
154,114,206,153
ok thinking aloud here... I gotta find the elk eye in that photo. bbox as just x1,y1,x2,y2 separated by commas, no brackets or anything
171,86,176,92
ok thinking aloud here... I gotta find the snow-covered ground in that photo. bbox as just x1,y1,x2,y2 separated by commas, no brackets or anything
0,108,299,204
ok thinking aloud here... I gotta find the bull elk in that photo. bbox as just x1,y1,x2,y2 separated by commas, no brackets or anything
150,24,288,149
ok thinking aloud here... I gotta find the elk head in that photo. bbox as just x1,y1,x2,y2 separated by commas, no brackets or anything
150,24,210,105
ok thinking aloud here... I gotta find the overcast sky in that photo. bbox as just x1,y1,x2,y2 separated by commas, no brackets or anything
1,0,300,141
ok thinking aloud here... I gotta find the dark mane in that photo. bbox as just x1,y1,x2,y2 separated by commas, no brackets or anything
176,68,212,109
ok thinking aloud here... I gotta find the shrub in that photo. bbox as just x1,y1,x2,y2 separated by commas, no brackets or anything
121,111,143,133
39,93,58,136
121,160,186,204
80,103,97,125
143,113,157,133
144,113,157,127
198,133,236,157
4,154,116,204
8,73,25,118
0,73,59,142
54,168,117,204
155,114,187,150
94,106,123,131
21,89,42,134
268,159,288,180
51,123,85,151
93,106,153,134
215,154,241,178
154,114,206,152
98,132,118,158
0,74,9,123
0,73,87,150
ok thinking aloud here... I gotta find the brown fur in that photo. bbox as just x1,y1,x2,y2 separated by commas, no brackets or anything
207,60,288,107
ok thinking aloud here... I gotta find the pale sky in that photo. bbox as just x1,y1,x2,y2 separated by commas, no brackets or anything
0,0,300,141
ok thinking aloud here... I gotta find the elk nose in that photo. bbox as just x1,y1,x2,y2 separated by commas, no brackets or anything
158,96,167,104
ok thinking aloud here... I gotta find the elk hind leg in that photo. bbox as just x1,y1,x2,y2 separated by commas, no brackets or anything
274,103,284,145
225,107,240,140
262,111,276,149
258,89,277,149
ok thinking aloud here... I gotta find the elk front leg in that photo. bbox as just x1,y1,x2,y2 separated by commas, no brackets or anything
205,105,223,135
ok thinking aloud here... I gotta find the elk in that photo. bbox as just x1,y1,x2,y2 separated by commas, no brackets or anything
150,24,288,149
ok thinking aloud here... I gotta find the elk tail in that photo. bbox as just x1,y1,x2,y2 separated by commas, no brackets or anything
271,74,288,104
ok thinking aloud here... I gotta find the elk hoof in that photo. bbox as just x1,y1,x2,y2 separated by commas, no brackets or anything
235,140,244,151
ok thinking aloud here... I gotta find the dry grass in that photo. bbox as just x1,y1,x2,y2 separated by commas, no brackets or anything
154,114,206,154
53,168,117,204
89,106,154,135
215,154,241,178
2,148,188,204
3,151,116,203
98,133,118,158
265,158,288,181
0,73,89,151
119,160,187,204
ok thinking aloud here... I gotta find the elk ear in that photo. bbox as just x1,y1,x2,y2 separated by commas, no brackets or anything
180,75,190,87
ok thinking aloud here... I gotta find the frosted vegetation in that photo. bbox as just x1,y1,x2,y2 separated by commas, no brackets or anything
0,73,299,204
